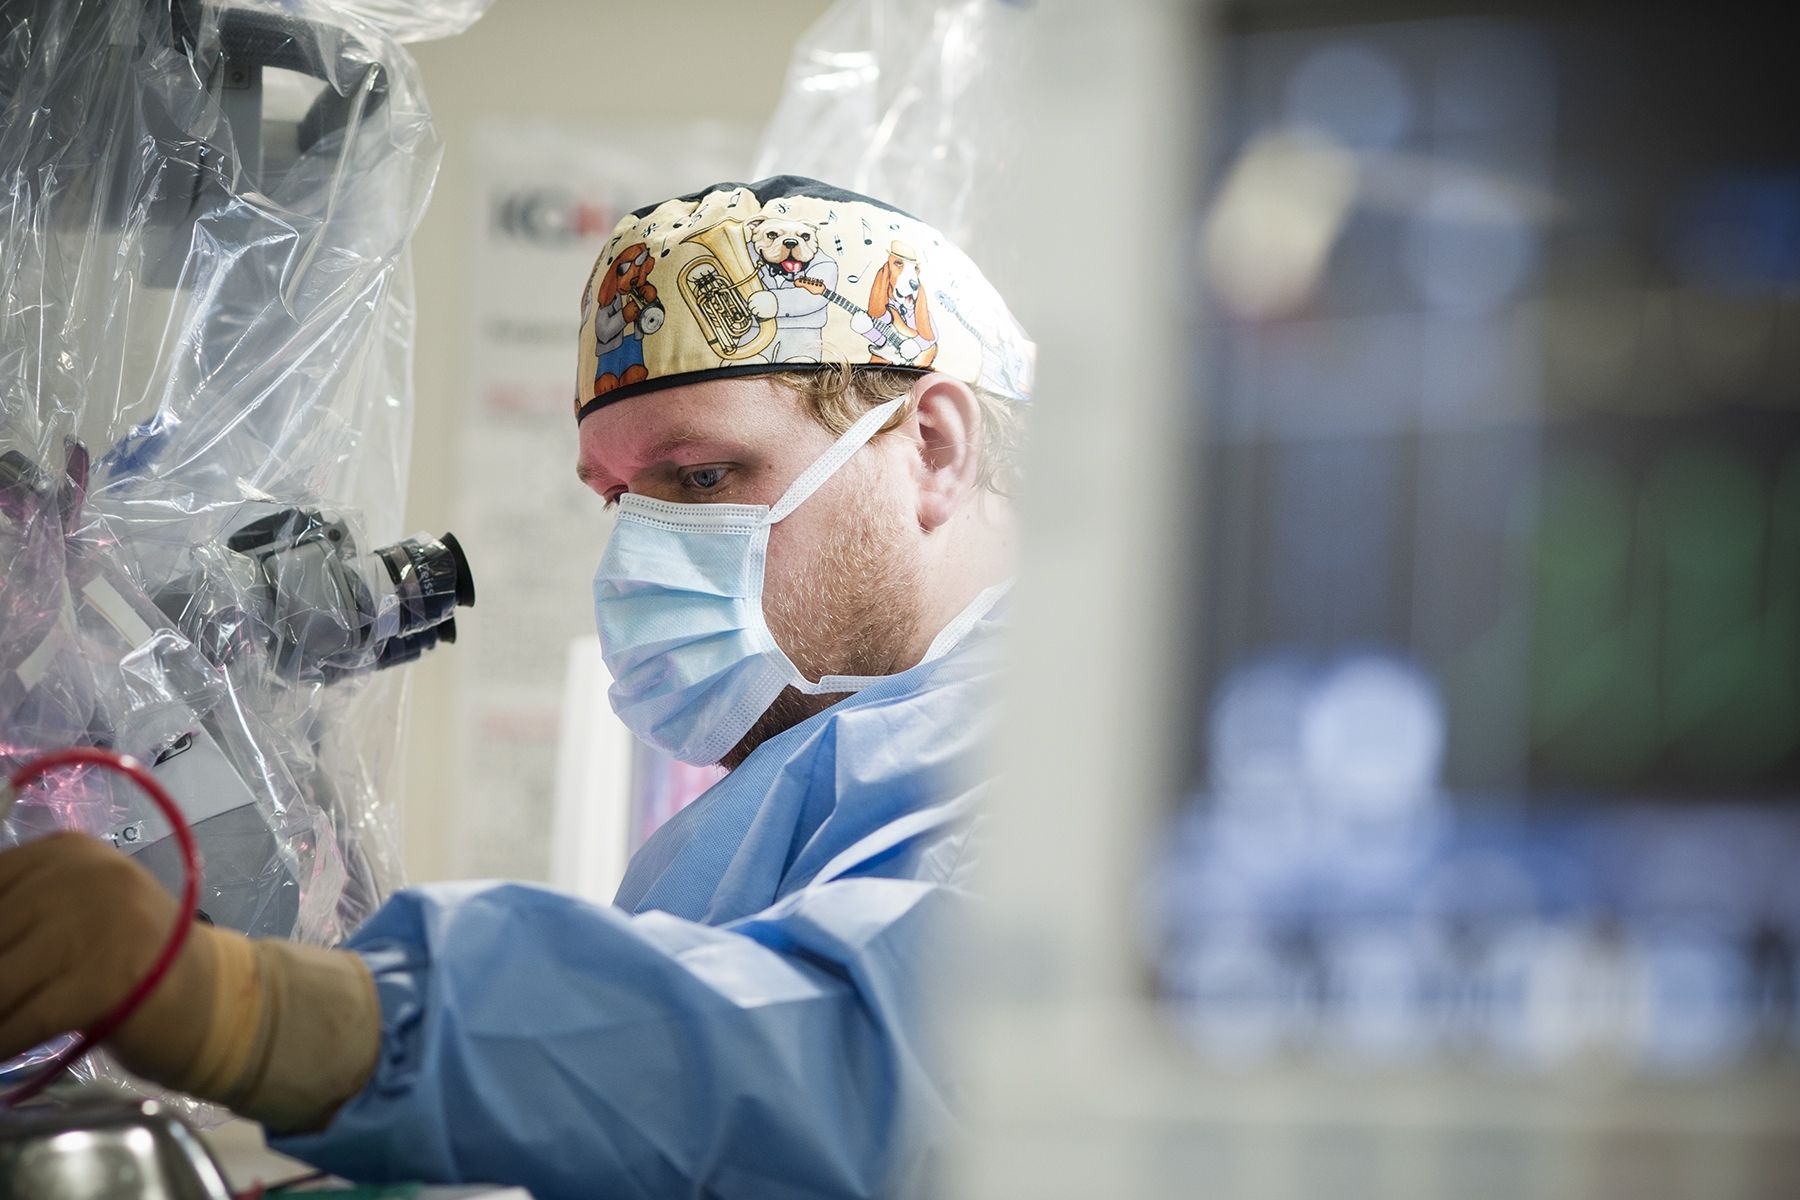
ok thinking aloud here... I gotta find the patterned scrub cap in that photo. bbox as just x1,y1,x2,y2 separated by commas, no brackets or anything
574,175,1034,422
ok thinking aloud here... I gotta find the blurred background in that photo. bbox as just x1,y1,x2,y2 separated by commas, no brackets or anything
1166,0,1800,1080
960,1,1800,1198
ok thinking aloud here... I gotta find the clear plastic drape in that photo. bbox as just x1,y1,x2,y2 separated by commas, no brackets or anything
1,0,462,1092
754,0,1035,267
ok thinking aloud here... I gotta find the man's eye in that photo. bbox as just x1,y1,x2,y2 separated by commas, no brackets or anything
682,467,728,493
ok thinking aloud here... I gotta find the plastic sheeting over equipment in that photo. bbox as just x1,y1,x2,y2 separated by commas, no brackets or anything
754,0,1035,267
0,0,471,1089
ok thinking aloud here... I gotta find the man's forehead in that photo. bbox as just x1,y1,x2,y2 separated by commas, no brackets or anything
576,379,804,479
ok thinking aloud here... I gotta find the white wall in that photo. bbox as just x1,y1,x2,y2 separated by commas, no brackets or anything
395,0,831,884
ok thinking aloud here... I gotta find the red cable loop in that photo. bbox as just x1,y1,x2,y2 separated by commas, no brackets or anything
1,745,202,1107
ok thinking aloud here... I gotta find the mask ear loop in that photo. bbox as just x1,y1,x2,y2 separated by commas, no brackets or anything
768,394,909,524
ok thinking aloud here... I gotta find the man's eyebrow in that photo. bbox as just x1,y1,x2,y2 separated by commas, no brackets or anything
641,429,727,463
575,429,723,488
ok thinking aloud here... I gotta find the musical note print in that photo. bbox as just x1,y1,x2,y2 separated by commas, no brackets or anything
861,219,873,246
776,202,789,214
834,235,845,254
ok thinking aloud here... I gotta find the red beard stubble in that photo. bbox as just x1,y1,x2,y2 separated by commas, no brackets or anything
720,453,925,770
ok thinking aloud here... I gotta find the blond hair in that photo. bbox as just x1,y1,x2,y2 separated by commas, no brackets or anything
770,365,1023,496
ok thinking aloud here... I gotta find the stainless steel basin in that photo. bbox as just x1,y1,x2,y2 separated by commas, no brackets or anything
0,1100,234,1200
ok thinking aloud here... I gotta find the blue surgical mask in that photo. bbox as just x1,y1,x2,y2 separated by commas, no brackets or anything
593,395,948,766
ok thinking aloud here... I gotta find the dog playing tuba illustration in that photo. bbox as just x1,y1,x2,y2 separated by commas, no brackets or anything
676,220,779,362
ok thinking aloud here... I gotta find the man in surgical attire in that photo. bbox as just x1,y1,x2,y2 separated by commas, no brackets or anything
0,177,1031,1199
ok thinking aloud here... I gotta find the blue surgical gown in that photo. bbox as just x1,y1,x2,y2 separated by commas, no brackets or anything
273,608,1000,1199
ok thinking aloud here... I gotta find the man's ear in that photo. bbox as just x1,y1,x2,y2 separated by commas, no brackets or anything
907,374,983,533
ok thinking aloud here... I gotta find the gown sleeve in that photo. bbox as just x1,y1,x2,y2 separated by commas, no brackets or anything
270,810,976,1200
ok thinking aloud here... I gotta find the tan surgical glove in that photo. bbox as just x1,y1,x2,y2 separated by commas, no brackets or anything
0,831,381,1132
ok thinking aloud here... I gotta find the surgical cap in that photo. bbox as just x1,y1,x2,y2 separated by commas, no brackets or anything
574,175,1033,421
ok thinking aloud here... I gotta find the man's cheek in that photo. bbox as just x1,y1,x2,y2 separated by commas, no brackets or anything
758,524,814,618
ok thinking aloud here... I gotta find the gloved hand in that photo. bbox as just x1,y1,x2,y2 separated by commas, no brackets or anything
0,831,380,1131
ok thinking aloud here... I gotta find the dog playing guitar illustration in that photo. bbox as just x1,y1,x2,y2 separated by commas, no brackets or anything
792,239,938,367
747,216,937,367
859,241,937,368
